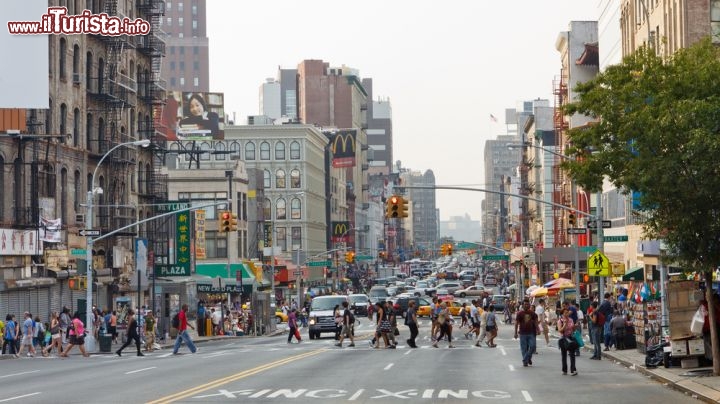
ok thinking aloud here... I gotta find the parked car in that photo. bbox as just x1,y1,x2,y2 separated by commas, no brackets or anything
453,285,488,298
413,281,436,297
435,282,463,294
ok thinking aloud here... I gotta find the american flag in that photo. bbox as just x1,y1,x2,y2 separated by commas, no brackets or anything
490,114,498,123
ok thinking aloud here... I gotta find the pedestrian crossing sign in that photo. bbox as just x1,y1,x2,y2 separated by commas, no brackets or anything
588,250,611,277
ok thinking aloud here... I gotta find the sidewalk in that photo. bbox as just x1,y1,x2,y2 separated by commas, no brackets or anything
550,330,720,403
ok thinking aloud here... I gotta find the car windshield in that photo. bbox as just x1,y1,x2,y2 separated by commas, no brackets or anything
311,297,347,311
369,288,390,297
349,295,368,304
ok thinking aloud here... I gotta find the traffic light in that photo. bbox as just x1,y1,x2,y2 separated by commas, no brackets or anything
447,244,453,256
219,210,231,233
345,251,355,263
440,244,449,256
568,212,576,227
386,195,400,218
399,196,409,218
229,213,238,232
68,276,79,290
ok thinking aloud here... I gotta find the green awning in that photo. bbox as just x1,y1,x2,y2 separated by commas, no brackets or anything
622,267,644,282
195,262,255,281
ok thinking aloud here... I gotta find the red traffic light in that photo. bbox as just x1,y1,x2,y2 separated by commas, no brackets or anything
390,196,399,204
221,211,231,220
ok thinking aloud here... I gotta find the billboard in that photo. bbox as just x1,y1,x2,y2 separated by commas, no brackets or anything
330,130,357,168
0,0,48,108
162,91,225,140
331,221,351,243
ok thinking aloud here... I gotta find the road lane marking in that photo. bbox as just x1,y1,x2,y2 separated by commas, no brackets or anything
348,389,364,401
384,363,394,371
500,346,507,356
146,348,327,404
0,392,41,402
404,350,412,355
0,370,40,379
157,353,173,358
522,390,533,401
508,364,515,371
126,367,157,375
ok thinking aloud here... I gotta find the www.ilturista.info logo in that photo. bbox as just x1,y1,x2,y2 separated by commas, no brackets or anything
7,7,151,36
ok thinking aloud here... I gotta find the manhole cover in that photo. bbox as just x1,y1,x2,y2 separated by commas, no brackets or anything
679,368,714,377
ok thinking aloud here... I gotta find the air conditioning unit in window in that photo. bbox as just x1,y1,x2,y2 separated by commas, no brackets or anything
72,73,81,84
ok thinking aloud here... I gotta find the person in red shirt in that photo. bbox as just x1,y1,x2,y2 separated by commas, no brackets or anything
172,304,197,354
514,300,538,367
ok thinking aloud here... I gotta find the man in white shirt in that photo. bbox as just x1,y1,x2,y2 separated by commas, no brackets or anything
211,308,222,336
535,299,550,346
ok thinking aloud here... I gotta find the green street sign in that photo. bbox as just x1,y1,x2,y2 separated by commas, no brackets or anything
356,255,373,261
482,255,509,261
308,261,331,267
604,235,629,242
580,246,598,253
70,249,87,256
155,264,191,277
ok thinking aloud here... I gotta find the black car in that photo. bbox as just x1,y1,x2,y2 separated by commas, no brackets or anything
348,294,370,316
392,296,432,318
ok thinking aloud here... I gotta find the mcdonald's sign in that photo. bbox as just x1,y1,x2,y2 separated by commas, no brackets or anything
331,221,351,243
330,130,357,168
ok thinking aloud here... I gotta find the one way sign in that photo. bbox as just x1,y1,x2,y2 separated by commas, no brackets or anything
79,229,101,237
587,220,612,229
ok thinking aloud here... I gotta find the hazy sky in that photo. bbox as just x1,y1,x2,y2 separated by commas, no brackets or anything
206,0,599,221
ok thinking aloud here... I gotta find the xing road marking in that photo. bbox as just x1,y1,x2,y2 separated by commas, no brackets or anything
500,346,507,356
126,367,157,375
0,370,40,379
0,392,41,402
508,364,515,371
348,389,364,401
146,348,327,404
384,363,394,370
404,350,412,355
522,390,533,402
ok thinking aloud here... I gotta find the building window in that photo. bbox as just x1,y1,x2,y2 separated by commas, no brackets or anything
290,169,301,188
193,46,199,54
263,169,271,189
276,227,287,252
290,141,301,160
179,61,185,71
206,231,228,258
245,142,255,160
73,108,80,147
170,77,176,86
276,198,286,220
276,169,286,188
194,77,199,87
72,44,80,77
285,90,297,118
167,1,171,10
170,61,175,70
178,2,183,12
193,61,199,70
260,141,270,160
170,46,175,54
290,198,301,219
199,141,210,160
178,17,184,27
215,142,226,160
74,170,82,212
229,141,240,157
177,192,228,219
291,227,301,250
180,77,185,86
180,47,185,55
59,38,67,78
192,4,197,14
263,198,271,221
275,141,285,160
60,103,67,138
192,20,197,30
86,113,92,150
61,168,68,224
166,17,172,26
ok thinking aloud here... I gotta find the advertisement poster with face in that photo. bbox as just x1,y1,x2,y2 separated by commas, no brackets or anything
163,91,225,140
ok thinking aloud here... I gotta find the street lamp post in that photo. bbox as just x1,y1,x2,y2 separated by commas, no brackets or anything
85,139,150,352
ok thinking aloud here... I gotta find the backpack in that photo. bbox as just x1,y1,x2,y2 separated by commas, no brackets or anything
404,308,413,325
346,309,355,324
172,313,180,328
596,311,606,327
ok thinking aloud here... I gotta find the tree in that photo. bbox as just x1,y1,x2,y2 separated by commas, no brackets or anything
562,38,720,374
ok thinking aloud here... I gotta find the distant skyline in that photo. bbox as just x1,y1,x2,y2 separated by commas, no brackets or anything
206,0,598,221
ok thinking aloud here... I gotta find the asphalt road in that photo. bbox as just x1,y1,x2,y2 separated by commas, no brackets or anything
0,320,699,404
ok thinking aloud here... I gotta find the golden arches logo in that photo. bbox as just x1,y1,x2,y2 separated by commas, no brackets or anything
333,222,349,236
332,132,356,155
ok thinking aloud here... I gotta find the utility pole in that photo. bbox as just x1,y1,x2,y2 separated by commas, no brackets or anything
223,170,233,335
596,191,605,299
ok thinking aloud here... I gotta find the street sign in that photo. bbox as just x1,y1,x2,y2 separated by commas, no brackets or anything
157,201,191,212
356,255,373,261
482,255,509,261
154,264,191,277
567,228,587,235
587,220,612,229
79,229,101,237
293,271,303,276
588,250,611,276
580,246,598,253
308,260,331,267
70,248,87,256
604,235,629,242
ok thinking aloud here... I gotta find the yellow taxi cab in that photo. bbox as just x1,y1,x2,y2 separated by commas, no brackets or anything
417,304,432,317
418,300,466,317
275,310,288,323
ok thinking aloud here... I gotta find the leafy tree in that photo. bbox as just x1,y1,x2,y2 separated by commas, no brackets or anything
562,37,720,374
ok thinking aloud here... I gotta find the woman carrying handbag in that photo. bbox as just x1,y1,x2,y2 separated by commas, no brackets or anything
558,308,578,376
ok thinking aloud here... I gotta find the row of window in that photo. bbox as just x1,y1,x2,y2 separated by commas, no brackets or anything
169,76,200,87
170,140,303,161
169,61,201,71
166,2,199,15
169,46,201,55
263,197,302,221
161,17,199,30
263,169,302,189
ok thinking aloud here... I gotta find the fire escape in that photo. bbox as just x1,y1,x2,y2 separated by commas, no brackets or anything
136,0,170,264
552,72,570,246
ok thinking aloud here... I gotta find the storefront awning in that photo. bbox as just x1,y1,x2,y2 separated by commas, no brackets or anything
622,267,644,281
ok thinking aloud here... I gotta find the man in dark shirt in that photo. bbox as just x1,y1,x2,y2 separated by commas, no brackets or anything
514,300,538,367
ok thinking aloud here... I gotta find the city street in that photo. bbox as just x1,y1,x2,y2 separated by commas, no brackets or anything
0,321,697,403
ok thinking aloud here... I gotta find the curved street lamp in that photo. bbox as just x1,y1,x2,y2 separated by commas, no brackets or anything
85,139,150,352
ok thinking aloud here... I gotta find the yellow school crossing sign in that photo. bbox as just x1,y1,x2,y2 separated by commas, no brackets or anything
588,250,611,276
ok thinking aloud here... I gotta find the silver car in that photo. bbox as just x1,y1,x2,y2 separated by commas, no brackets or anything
453,285,488,298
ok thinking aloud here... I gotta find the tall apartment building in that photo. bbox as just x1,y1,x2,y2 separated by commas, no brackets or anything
482,136,521,246
0,0,168,317
361,78,393,176
160,0,209,92
401,169,439,255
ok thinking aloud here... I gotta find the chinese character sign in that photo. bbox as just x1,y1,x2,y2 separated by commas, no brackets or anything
176,212,191,273
195,210,206,260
